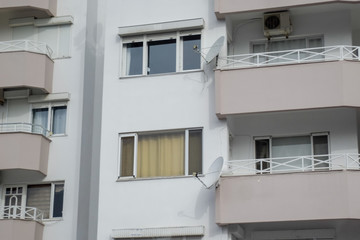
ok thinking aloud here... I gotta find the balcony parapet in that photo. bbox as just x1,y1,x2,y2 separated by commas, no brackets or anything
223,153,360,176
0,0,57,18
0,40,53,58
0,40,53,93
0,206,43,223
215,0,360,19
0,122,50,137
218,45,360,70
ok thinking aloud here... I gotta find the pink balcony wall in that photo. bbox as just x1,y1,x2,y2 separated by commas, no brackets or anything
215,0,360,18
216,171,360,224
0,52,53,93
215,61,360,118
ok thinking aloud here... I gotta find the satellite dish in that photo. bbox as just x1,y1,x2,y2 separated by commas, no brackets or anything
195,157,224,189
204,36,224,64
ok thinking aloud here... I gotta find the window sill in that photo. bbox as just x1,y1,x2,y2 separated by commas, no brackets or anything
119,69,204,80
42,217,63,224
49,133,67,138
116,174,203,182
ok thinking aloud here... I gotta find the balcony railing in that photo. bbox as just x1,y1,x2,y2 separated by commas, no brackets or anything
218,45,360,69
0,123,49,137
223,153,360,176
0,206,43,223
0,40,53,58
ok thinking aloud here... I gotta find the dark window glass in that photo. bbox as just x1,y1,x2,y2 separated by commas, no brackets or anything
255,139,270,172
53,184,64,218
188,129,202,174
183,35,201,70
148,39,176,74
126,42,143,75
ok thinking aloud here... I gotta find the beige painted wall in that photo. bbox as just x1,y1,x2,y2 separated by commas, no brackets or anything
215,0,360,18
0,220,43,240
0,0,56,17
0,132,50,175
216,171,360,224
215,61,360,117
0,52,53,93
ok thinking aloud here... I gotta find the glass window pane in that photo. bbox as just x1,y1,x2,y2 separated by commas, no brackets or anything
188,129,202,174
313,135,329,169
183,35,201,70
148,39,176,75
53,184,64,218
137,131,184,177
255,139,270,171
125,42,143,75
52,106,67,134
27,184,51,219
120,136,135,177
33,108,49,134
272,136,311,171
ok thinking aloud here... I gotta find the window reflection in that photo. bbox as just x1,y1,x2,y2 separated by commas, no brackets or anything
147,39,176,74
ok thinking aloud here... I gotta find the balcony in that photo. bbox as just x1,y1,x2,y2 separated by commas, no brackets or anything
0,206,43,240
0,40,53,94
0,123,50,176
216,153,360,225
214,0,360,18
215,46,360,118
0,0,57,18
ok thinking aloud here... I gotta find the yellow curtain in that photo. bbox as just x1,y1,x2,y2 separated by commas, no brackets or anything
120,136,135,177
137,132,184,178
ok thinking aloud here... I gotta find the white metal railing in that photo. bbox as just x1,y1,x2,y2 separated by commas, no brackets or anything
0,40,53,58
0,206,43,222
0,122,49,137
218,45,360,69
223,153,360,176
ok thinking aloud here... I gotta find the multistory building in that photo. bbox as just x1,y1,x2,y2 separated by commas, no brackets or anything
0,0,87,239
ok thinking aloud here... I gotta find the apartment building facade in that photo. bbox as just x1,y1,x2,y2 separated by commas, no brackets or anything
1,0,360,240
0,0,88,239
215,0,360,240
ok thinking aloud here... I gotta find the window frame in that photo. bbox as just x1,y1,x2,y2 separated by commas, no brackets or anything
250,34,324,53
1,182,65,220
254,133,330,172
118,128,203,179
121,30,202,77
32,102,68,136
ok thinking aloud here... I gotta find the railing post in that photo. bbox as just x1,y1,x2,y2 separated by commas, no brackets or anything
340,46,344,60
297,50,300,63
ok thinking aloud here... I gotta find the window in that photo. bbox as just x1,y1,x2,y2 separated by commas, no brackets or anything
122,32,201,76
119,129,202,178
2,183,64,220
11,16,73,59
251,36,324,63
254,133,329,172
32,103,67,135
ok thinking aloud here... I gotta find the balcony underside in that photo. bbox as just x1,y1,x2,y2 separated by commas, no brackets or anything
214,0,360,18
215,60,360,118
216,170,360,225
0,51,53,93
0,0,56,18
0,220,43,240
0,132,50,176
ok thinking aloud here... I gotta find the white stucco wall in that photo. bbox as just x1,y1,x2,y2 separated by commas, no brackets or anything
96,0,228,239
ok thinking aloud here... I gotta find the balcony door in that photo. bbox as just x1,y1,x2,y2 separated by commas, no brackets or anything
2,185,27,219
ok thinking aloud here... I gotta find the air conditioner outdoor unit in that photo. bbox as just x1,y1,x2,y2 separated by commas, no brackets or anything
263,11,292,38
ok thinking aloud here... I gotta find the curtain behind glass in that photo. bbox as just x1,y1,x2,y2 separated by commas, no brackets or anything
26,185,51,219
32,108,48,134
120,136,135,177
272,136,311,171
53,184,64,218
52,106,67,134
137,132,184,177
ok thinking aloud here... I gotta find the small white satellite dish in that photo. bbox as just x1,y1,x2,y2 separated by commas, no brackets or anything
204,36,224,64
195,157,224,189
